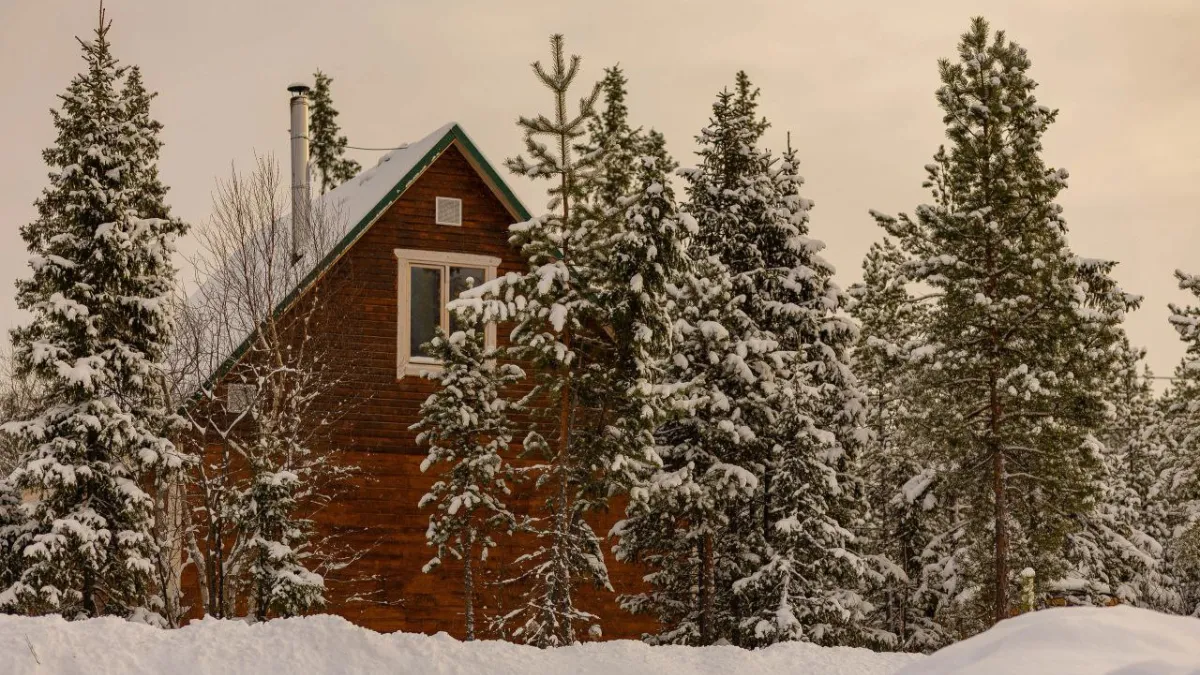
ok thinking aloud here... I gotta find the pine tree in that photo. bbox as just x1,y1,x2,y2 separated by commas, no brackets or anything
871,17,1138,629
414,318,524,640
309,70,361,194
457,34,617,647
0,8,186,620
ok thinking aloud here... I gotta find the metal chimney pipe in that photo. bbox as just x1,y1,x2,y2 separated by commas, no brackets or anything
288,82,311,261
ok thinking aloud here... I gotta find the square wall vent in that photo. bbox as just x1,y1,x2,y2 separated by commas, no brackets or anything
435,197,463,226
227,383,255,413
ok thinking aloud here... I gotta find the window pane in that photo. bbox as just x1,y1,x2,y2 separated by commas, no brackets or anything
448,267,485,334
410,266,442,358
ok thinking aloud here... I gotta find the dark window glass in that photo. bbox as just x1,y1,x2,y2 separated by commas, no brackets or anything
410,266,442,357
448,267,485,334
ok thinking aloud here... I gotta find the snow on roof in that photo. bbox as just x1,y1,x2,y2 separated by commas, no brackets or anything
179,122,506,396
316,121,457,244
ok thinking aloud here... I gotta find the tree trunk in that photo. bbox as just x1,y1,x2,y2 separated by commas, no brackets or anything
762,470,771,545
464,527,476,641
699,534,716,645
82,567,98,618
553,157,577,646
991,380,1009,623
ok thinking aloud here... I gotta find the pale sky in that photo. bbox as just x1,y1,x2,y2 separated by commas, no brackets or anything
2,1,1198,380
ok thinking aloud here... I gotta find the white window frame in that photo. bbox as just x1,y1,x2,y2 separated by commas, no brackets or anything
395,249,500,379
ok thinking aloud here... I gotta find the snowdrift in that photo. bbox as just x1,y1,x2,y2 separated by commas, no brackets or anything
898,605,1200,675
4,606,1196,674
0,613,918,675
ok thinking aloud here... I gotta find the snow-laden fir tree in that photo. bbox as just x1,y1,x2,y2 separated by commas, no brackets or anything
0,9,187,620
684,72,772,288
309,70,361,194
583,64,690,500
1057,338,1173,611
578,66,677,228
1156,270,1200,614
614,252,781,645
728,138,873,649
678,73,872,647
673,73,786,647
614,73,779,647
413,317,524,640
579,66,639,225
849,239,957,651
614,73,870,648
243,446,325,620
871,18,1139,630
453,34,616,647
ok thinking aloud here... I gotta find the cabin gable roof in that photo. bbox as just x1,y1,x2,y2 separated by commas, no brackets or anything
196,123,529,394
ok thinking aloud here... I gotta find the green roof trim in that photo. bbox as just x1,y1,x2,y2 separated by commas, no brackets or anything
194,124,530,397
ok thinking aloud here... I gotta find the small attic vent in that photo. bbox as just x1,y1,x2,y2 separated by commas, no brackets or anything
227,383,255,414
435,197,463,226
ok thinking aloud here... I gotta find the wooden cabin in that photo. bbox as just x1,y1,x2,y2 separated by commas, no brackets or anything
184,117,655,639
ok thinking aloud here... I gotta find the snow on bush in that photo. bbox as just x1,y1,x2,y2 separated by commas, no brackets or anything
898,606,1200,675
0,613,919,675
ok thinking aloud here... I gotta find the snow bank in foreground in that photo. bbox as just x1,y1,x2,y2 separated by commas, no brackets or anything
898,605,1200,675
0,614,920,675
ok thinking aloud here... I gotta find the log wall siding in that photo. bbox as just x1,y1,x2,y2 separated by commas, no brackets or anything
189,144,657,639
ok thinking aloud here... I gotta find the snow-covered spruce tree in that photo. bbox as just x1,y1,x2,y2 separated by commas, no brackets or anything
1156,270,1200,614
672,73,873,647
684,72,771,290
731,144,873,648
413,317,524,640
848,239,956,651
612,74,774,647
613,251,780,645
309,69,361,194
121,61,193,628
1,9,187,620
1059,339,1172,611
579,66,634,220
872,18,1138,630
454,34,615,647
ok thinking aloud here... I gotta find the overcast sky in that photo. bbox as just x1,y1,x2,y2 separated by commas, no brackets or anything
2,1,1198,380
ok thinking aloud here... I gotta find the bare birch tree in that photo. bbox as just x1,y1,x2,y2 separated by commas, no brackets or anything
169,156,365,620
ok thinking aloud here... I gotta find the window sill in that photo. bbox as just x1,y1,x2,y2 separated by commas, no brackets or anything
400,360,444,379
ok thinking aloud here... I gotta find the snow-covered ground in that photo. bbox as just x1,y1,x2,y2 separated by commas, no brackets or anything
2,606,1199,674
899,605,1200,675
0,613,916,675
